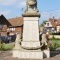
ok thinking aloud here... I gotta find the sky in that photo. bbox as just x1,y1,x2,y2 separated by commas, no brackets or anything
0,0,60,24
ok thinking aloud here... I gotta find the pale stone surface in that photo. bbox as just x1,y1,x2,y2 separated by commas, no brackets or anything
13,33,21,57
13,50,43,59
13,49,50,59
18,51,43,59
22,41,40,48
13,50,50,59
14,33,21,50
13,50,19,57
43,50,50,58
22,17,40,48
41,34,48,46
23,17,39,41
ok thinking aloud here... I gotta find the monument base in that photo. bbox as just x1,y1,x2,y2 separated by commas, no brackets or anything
13,49,43,59
43,50,50,58
13,49,50,59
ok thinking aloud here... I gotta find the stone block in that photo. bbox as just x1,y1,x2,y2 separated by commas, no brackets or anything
23,17,39,42
18,50,43,59
13,50,19,57
43,50,50,58
21,41,40,48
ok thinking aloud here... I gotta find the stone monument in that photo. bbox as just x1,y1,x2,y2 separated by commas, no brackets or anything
13,0,50,59
22,0,40,50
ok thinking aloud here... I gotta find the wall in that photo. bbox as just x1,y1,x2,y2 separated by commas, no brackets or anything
8,26,23,35
45,21,52,27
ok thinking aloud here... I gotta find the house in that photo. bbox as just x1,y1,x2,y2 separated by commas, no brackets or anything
0,15,11,36
7,17,23,36
0,15,23,36
55,19,60,32
44,17,60,33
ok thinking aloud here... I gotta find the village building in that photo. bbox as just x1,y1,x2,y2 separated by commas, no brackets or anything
0,15,23,36
7,17,23,36
1,14,60,36
0,15,11,36
44,17,60,33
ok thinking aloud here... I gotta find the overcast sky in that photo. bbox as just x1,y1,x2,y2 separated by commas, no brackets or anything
0,0,60,24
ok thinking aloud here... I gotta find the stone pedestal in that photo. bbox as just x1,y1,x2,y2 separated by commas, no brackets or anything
22,17,40,49
18,50,43,59
13,49,50,59
13,15,50,59
13,50,43,59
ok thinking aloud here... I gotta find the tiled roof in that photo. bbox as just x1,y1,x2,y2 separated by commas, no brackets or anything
49,18,60,27
0,15,11,26
56,19,60,26
8,17,23,27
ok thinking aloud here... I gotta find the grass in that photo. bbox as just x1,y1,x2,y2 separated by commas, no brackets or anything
50,37,60,46
3,43,14,50
0,37,60,51
51,40,60,46
49,38,60,50
0,43,14,51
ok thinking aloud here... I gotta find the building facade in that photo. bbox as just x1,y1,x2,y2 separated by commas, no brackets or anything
0,15,11,36
0,15,23,36
44,17,60,33
7,17,23,35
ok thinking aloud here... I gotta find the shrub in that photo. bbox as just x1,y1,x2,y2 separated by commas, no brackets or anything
49,42,60,51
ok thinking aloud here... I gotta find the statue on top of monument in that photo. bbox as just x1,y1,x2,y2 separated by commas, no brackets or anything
25,0,39,13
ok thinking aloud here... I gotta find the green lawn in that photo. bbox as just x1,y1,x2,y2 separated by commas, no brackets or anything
51,40,60,45
49,38,60,50
50,38,60,46
0,43,14,51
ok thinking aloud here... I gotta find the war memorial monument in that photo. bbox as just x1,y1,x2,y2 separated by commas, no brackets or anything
13,0,50,59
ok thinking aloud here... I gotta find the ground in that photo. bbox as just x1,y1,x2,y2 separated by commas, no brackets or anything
0,50,60,60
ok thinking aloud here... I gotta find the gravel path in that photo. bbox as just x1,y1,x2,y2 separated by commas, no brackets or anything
0,51,60,60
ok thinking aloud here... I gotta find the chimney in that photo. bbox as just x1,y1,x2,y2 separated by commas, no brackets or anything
53,16,55,22
53,16,55,19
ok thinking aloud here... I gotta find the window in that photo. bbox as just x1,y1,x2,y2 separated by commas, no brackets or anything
52,28,54,30
47,23,49,26
10,28,15,31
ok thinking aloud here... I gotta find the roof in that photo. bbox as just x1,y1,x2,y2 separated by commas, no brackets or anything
0,15,11,26
8,17,23,27
49,18,60,27
56,19,60,26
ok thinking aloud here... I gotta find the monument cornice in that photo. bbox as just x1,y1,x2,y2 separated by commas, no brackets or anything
22,13,40,17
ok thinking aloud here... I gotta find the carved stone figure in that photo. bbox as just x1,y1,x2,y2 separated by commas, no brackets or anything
41,34,47,45
14,33,22,49
41,33,48,50
25,0,39,13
